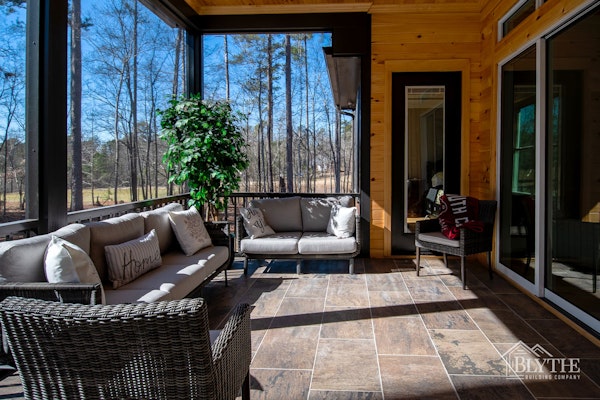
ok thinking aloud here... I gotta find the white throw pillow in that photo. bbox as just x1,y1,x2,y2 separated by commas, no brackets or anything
44,236,105,304
240,207,275,239
105,229,162,289
327,205,357,238
168,206,213,256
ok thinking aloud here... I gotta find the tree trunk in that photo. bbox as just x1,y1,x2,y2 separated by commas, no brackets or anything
335,108,341,193
285,34,293,193
130,0,139,202
70,0,83,211
224,35,230,101
266,35,274,192
304,35,310,192
172,28,182,99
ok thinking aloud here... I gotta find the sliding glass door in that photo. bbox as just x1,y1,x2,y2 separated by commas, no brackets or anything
498,5,600,331
545,9,599,322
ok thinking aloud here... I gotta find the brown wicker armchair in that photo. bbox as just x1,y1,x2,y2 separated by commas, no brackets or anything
415,200,497,289
0,296,251,400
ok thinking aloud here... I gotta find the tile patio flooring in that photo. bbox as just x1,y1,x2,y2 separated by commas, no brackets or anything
1,257,599,399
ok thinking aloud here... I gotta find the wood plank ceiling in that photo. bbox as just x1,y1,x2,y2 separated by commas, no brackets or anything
182,0,483,16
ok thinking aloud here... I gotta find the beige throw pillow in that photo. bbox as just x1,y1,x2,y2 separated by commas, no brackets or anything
168,206,213,256
241,207,275,239
44,236,105,304
105,229,162,289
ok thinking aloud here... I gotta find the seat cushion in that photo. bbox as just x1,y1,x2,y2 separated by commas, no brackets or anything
104,246,229,304
298,232,357,254
240,232,301,255
417,232,460,248
249,197,302,232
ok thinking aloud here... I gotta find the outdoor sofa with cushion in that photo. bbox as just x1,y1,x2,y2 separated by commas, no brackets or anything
0,203,232,305
236,196,360,274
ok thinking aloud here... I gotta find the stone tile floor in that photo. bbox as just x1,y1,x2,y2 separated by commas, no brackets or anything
1,257,599,399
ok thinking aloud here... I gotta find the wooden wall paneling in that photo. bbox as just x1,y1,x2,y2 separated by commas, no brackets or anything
375,56,472,256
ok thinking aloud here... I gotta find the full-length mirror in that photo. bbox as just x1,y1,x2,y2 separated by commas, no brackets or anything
404,86,445,233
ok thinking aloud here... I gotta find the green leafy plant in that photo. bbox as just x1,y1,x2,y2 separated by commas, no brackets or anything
158,94,249,218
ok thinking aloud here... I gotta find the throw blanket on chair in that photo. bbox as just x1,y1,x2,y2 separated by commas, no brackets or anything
438,194,484,239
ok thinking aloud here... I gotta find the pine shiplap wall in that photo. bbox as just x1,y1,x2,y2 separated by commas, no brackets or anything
369,0,593,257
369,7,484,257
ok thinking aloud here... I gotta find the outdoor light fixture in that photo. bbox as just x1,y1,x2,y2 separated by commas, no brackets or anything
323,47,360,111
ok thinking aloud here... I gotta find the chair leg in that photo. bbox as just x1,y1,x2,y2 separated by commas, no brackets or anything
416,247,421,276
461,256,466,290
349,258,354,274
224,269,228,286
242,371,250,400
443,253,448,268
296,259,302,274
243,257,248,276
488,251,493,280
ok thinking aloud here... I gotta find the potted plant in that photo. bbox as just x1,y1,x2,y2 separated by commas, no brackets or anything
158,93,249,220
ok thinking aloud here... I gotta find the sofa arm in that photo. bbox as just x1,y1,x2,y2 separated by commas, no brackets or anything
211,303,252,400
0,282,102,371
204,222,231,248
354,213,361,248
0,282,102,305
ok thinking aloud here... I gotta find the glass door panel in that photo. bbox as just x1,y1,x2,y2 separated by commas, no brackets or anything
499,45,537,283
545,9,600,321
404,86,445,233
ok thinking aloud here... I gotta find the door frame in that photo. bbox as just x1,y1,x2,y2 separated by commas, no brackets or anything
382,59,471,256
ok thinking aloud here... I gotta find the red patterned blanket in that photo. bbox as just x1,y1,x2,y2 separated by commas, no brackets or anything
438,194,484,239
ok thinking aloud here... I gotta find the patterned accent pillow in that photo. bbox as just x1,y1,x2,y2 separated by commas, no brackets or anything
168,206,213,256
45,235,106,304
105,229,162,289
241,207,275,239
326,205,356,238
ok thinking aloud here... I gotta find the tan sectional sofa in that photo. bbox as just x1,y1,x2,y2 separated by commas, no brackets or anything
0,203,232,305
236,196,360,274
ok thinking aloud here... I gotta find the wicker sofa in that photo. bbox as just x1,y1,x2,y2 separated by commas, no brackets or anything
0,203,232,305
236,196,360,274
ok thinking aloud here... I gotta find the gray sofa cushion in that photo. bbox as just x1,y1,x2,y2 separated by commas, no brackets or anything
300,198,336,232
417,232,460,248
104,245,229,304
250,197,302,232
140,203,183,254
240,232,301,254
0,224,91,283
87,213,145,283
0,234,51,282
54,223,91,254
298,232,357,254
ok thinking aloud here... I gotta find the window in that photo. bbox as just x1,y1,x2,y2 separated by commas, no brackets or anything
499,45,537,283
501,0,536,38
202,33,355,194
0,2,27,223
67,0,185,211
